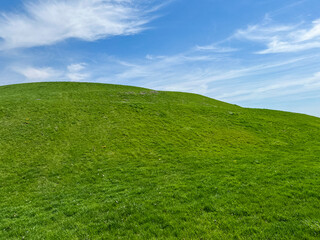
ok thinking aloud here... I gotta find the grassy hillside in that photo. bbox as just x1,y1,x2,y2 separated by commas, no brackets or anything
0,82,319,239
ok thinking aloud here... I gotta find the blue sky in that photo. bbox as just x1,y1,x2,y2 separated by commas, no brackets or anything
0,0,320,117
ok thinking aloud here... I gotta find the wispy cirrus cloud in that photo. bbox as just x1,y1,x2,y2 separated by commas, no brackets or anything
194,44,238,53
216,72,320,101
0,0,154,50
235,18,320,54
92,46,320,99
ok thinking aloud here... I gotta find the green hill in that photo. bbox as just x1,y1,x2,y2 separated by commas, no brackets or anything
0,82,319,239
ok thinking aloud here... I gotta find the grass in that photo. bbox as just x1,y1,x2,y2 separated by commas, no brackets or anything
0,82,319,239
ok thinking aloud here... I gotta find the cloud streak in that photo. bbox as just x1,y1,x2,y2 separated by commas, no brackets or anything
0,0,153,50
216,72,320,101
194,44,238,53
235,18,320,54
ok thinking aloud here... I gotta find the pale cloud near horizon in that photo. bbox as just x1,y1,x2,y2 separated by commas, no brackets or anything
13,66,61,80
11,63,89,82
0,0,151,50
235,18,320,54
67,63,89,81
93,48,320,101
216,72,320,101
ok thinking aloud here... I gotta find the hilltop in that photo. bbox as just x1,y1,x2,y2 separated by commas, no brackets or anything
0,82,319,239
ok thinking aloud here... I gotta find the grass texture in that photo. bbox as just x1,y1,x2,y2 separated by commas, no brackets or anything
0,82,320,239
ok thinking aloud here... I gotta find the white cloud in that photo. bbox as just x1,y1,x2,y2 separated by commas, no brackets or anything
10,63,90,82
235,18,320,54
67,63,89,81
0,0,153,50
67,72,89,81
295,19,320,42
259,41,320,54
194,44,237,53
14,66,60,80
67,63,86,72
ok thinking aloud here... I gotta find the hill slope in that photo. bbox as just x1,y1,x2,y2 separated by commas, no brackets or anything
0,82,320,239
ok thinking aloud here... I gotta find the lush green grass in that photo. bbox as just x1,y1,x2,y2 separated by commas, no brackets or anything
0,82,319,239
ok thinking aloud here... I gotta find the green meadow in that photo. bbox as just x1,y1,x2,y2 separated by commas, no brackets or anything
0,82,320,239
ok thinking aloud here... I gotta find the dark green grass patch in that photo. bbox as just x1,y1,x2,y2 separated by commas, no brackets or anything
0,82,319,239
